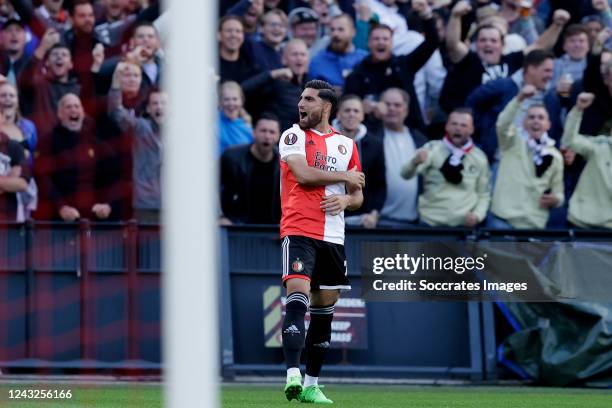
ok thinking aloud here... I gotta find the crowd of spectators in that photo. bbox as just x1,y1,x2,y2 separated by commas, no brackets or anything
0,0,164,223
218,0,612,230
0,0,608,230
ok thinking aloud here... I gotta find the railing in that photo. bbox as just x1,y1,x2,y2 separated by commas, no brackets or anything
0,221,609,377
0,220,161,370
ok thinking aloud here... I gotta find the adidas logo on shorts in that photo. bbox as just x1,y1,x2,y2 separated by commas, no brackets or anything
283,324,300,335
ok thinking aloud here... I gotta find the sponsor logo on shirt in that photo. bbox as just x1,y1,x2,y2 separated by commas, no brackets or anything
314,151,338,172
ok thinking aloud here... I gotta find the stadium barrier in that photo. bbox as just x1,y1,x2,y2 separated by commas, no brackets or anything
0,222,609,379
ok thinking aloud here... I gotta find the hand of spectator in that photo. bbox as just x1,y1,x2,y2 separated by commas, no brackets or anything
91,43,105,73
551,9,570,27
560,147,576,166
35,28,61,59
575,92,595,111
353,0,372,22
372,101,387,119
592,0,610,12
451,0,472,18
412,0,433,18
592,29,611,55
464,212,479,227
539,193,559,209
345,165,366,191
125,45,147,66
361,210,379,229
111,61,132,90
555,75,573,97
59,205,80,222
413,148,428,165
92,203,112,219
219,217,233,226
518,84,537,101
270,67,293,81
320,194,351,215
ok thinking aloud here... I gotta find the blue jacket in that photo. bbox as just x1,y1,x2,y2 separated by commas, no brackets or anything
309,46,368,87
466,77,561,162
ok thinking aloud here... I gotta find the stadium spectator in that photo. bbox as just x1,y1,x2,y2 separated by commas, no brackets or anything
579,29,612,135
0,111,29,221
439,1,569,114
220,112,281,225
18,31,80,138
9,0,71,35
344,0,439,131
401,108,490,227
0,81,37,219
288,7,326,54
93,0,160,52
309,14,367,88
551,24,590,90
580,14,605,46
561,92,612,229
250,9,287,70
376,88,427,226
226,0,265,36
497,0,542,45
591,0,612,29
94,21,162,110
36,93,114,222
0,19,30,84
490,85,564,229
218,15,262,83
242,38,310,131
466,50,560,162
0,81,35,157
332,94,385,228
218,81,253,154
365,0,412,54
108,61,165,223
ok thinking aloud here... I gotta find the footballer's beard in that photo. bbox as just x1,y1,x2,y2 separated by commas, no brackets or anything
299,109,323,130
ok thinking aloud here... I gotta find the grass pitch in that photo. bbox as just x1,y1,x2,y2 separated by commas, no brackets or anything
0,383,610,407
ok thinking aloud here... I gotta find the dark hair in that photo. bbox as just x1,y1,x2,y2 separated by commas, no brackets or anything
304,79,338,117
257,111,280,125
381,87,410,109
523,49,555,70
45,43,71,60
339,94,363,107
563,24,588,42
368,23,393,37
331,13,355,28
475,24,504,43
218,15,244,32
69,0,93,15
450,107,474,117
131,21,158,38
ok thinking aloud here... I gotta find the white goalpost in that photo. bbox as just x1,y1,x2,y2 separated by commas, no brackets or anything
164,1,218,407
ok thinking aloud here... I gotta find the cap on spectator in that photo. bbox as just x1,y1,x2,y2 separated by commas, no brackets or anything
2,19,25,31
288,7,319,27
580,14,603,25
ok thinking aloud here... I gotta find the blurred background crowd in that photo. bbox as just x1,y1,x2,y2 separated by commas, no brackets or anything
0,0,609,231
217,0,612,230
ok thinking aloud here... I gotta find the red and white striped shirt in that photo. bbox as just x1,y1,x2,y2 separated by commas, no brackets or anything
279,124,361,245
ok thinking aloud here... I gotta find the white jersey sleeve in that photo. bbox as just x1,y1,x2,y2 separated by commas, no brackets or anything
279,125,306,162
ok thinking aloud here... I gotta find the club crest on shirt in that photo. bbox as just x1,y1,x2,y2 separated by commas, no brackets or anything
292,258,304,273
338,144,347,155
285,133,298,145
